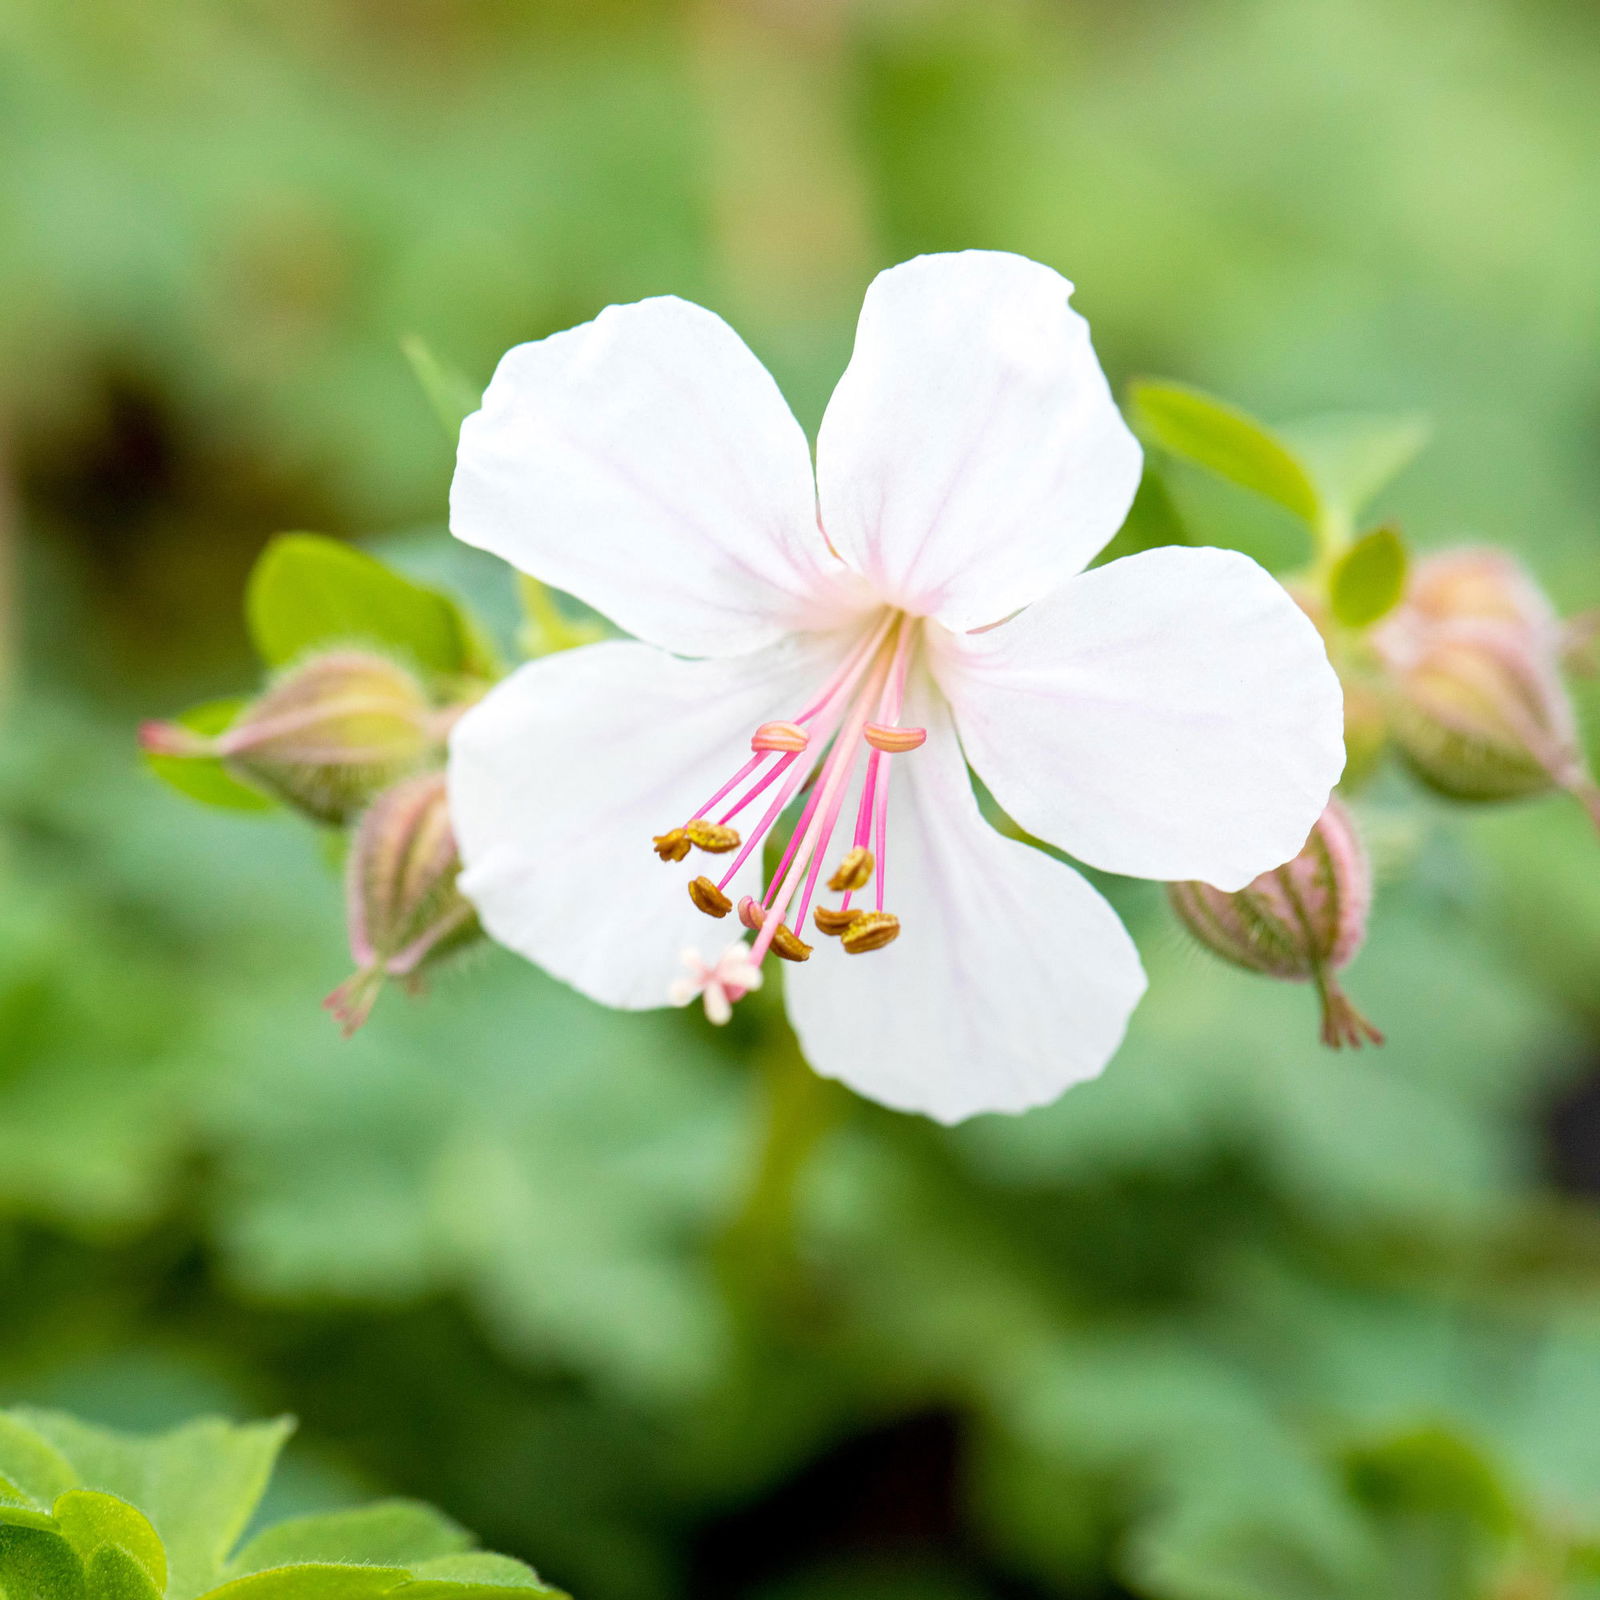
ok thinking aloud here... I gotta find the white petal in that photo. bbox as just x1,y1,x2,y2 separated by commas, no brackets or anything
782,680,1146,1124
452,296,867,657
935,546,1346,890
449,633,849,1009
815,251,1141,630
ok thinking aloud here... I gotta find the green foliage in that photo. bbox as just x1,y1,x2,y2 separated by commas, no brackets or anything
1129,381,1322,526
0,1411,562,1600
1329,526,1408,628
245,536,497,685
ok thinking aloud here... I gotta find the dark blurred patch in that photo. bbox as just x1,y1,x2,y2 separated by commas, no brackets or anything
1541,1055,1600,1198
688,1409,1094,1600
18,366,344,699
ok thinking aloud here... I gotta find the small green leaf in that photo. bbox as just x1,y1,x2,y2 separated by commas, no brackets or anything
200,1563,409,1600
88,1544,166,1600
401,337,483,440
1129,380,1321,526
141,698,277,813
398,1552,566,1598
0,1416,79,1507
246,533,493,680
230,1503,469,1577
0,1524,88,1600
1281,412,1430,525
54,1490,168,1592
17,1410,294,1600
1329,525,1408,629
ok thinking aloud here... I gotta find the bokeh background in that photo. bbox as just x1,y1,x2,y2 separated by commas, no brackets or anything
3,2,1600,1596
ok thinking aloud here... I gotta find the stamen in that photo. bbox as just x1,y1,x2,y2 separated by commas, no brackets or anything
841,911,900,953
688,876,733,918
751,721,808,753
652,828,690,863
827,847,873,893
864,723,927,753
685,818,740,853
769,924,813,962
813,905,861,936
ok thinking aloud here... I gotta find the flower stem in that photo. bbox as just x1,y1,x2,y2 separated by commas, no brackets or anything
719,1042,846,1310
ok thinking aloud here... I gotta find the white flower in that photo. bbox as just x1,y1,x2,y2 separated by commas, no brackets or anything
446,250,1345,1124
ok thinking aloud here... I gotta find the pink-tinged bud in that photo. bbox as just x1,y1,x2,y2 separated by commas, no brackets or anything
323,772,480,1036
1169,800,1382,1050
1374,547,1599,828
1401,546,1558,637
215,650,440,824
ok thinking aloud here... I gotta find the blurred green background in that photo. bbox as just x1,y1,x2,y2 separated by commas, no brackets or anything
3,2,1600,1597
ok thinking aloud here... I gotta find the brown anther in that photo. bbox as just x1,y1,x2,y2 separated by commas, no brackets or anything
841,911,900,954
813,905,863,937
652,828,691,863
688,876,732,918
751,720,809,753
827,846,874,893
685,818,741,853
769,923,813,962
864,723,927,753
738,896,766,931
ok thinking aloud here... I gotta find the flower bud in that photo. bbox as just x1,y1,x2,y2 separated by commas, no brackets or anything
324,772,480,1035
1399,546,1558,638
1373,549,1598,824
216,650,441,823
1169,800,1382,1049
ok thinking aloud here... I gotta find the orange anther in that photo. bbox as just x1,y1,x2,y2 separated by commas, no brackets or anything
864,723,927,753
751,721,809,753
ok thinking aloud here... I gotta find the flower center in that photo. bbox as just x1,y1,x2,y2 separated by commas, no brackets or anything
652,609,926,981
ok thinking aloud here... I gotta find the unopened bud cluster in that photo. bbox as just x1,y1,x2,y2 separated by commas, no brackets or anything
144,645,486,1034
1170,800,1381,1049
1373,549,1599,826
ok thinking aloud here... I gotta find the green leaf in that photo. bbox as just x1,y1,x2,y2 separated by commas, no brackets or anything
1129,380,1322,525
1329,525,1408,628
399,1552,566,1596
0,1524,88,1600
246,533,494,680
1280,412,1431,525
54,1490,168,1592
88,1545,167,1600
0,1417,77,1508
230,1504,470,1577
141,698,277,813
400,337,483,440
200,1563,409,1600
16,1411,294,1600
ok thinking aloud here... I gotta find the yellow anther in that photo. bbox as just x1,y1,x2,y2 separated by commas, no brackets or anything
685,818,741,853
841,911,900,954
652,828,691,863
827,846,874,893
751,720,809,753
864,723,927,753
688,876,732,918
812,905,862,937
770,923,813,962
